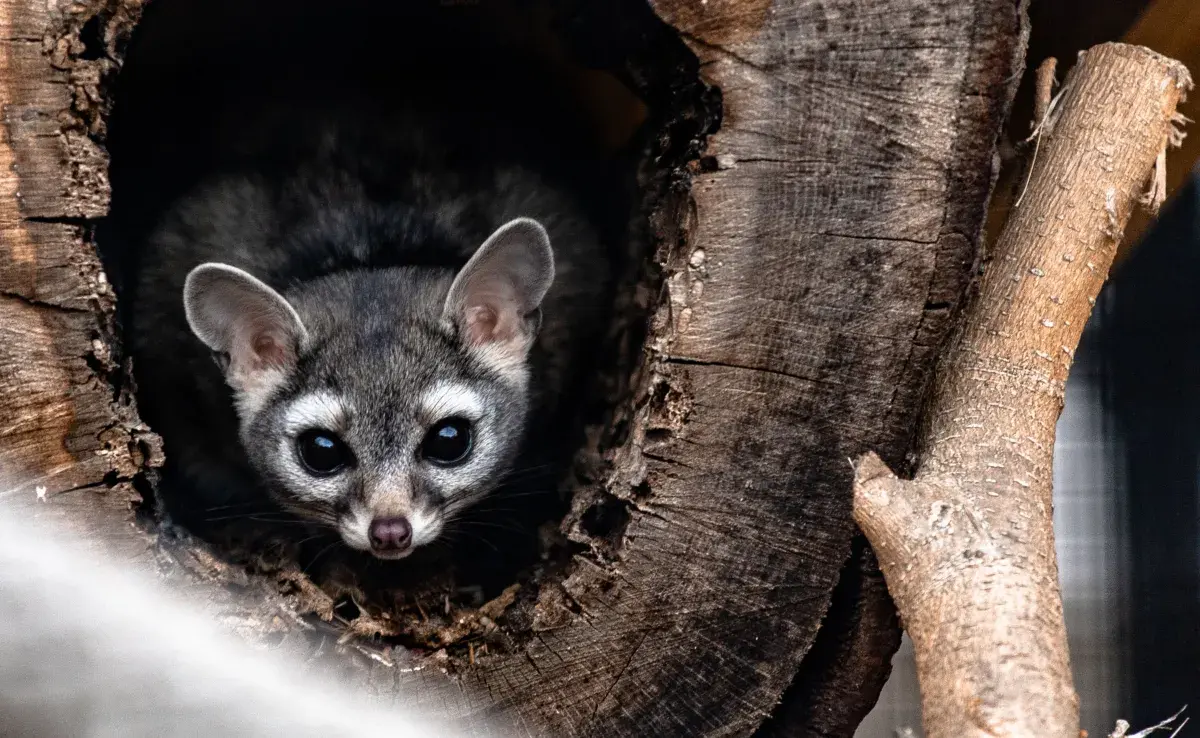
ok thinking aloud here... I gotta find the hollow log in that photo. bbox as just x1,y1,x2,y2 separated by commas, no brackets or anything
0,0,1026,735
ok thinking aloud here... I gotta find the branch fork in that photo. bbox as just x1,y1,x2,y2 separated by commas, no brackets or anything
854,43,1192,738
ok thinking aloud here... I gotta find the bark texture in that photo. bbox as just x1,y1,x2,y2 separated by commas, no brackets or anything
0,0,1024,735
0,0,152,556
854,43,1192,738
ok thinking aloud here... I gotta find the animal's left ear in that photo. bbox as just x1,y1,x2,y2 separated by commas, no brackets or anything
443,218,555,363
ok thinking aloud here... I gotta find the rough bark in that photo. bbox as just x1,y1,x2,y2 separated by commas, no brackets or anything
854,43,1192,738
0,0,152,557
0,0,1024,735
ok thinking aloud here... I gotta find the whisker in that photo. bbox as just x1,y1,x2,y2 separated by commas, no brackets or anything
451,533,502,555
303,540,342,575
487,489,561,501
203,501,270,512
276,502,339,527
497,469,565,484
293,531,336,547
454,518,530,532
500,462,560,476
203,513,317,525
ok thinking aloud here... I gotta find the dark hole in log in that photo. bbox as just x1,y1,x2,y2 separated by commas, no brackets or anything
76,13,108,62
96,0,718,665
332,595,362,623
579,496,631,547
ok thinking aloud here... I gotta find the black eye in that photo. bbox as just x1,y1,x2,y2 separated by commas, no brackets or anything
421,418,473,466
296,429,352,475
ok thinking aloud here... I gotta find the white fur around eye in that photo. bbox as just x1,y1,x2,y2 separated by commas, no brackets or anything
419,382,485,424
273,392,352,504
418,382,501,495
274,434,344,504
283,392,350,434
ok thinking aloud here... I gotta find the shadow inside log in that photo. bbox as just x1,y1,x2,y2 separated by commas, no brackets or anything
98,0,718,663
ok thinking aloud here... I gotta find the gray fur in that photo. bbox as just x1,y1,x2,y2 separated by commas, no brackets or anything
129,111,611,558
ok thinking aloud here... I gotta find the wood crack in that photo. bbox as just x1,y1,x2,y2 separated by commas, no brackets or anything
817,230,938,246
589,630,650,725
0,290,89,314
665,355,846,389
23,215,101,227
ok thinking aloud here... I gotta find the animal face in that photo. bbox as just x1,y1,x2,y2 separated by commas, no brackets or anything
183,218,554,558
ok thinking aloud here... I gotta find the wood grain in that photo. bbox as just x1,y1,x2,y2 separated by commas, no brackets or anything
646,1,1026,732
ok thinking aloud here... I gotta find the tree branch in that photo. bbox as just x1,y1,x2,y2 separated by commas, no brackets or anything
853,43,1192,738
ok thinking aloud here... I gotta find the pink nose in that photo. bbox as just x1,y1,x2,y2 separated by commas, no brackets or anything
368,517,413,552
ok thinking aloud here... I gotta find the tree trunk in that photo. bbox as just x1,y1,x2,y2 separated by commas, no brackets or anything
854,43,1192,738
0,0,1026,735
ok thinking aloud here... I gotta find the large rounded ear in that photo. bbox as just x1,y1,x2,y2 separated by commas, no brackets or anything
443,218,555,367
183,263,307,400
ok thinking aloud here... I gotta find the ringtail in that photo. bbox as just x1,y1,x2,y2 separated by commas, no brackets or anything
126,103,612,561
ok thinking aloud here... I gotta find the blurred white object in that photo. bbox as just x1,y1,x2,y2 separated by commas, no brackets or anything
0,508,485,738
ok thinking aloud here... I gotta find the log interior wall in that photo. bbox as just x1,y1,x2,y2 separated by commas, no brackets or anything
0,0,1026,735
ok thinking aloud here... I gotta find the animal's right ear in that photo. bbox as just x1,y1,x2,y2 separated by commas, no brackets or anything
183,263,308,395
